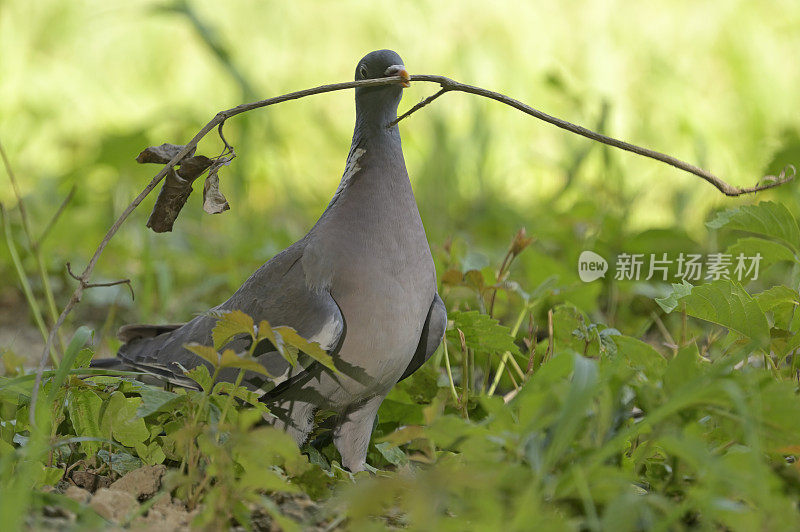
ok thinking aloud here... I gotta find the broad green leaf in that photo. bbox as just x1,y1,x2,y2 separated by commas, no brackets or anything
374,442,409,467
664,343,702,395
66,389,104,455
74,348,94,369
257,318,298,367
185,365,213,391
234,426,310,477
239,467,300,493
0,439,14,457
656,280,770,348
47,326,92,404
756,286,800,330
134,441,166,466
0,369,143,399
301,444,329,470
755,286,800,312
274,326,336,372
34,466,64,488
101,391,150,447
213,381,271,414
395,364,439,404
612,335,667,377
278,345,300,368
184,343,220,368
212,310,255,350
655,280,693,313
377,398,425,425
378,425,427,447
218,349,271,376
256,319,282,353
706,201,800,252
727,237,796,271
424,414,486,450
97,449,142,475
543,354,598,468
446,310,521,357
137,386,182,417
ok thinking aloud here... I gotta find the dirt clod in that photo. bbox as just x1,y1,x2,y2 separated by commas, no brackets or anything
90,488,138,523
64,485,91,504
132,496,197,532
110,464,166,500
71,470,113,492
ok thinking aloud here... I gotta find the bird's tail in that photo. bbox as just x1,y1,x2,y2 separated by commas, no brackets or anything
89,357,128,370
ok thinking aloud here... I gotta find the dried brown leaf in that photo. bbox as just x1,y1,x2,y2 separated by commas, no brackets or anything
136,143,195,165
203,166,230,215
143,155,214,233
145,168,193,233
177,155,213,180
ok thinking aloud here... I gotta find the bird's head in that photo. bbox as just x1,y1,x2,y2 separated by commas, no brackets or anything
354,49,409,126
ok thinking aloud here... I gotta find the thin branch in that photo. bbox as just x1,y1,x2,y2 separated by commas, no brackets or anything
217,121,233,156
66,262,134,299
390,87,448,127
393,75,796,196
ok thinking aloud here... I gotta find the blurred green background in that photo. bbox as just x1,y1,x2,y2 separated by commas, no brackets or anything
1,0,799,359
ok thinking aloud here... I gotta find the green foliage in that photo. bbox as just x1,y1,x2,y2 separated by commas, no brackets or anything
344,330,800,530
447,310,521,357
707,201,800,252
4,201,800,528
207,309,337,372
656,279,770,348
0,317,338,528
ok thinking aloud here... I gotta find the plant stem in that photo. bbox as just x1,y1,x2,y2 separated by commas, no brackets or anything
218,369,245,428
487,303,531,395
442,340,459,405
488,249,514,318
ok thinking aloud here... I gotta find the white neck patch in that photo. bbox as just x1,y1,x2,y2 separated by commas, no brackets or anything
332,147,366,200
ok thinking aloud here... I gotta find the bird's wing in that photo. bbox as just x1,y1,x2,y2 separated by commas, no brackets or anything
397,293,446,382
115,240,346,395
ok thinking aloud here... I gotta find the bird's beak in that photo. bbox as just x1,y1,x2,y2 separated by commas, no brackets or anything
385,64,410,87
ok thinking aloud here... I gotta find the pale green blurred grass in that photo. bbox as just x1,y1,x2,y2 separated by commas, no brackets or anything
1,0,799,351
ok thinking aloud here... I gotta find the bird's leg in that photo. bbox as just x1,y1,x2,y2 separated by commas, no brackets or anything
333,394,385,472
268,398,317,446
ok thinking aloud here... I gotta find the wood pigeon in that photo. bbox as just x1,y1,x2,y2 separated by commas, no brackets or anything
96,50,447,472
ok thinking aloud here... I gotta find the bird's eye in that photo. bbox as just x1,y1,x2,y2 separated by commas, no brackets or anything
358,65,369,79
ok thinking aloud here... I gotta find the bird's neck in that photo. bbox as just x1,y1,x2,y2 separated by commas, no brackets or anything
354,96,400,138
349,101,403,170
350,121,400,154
